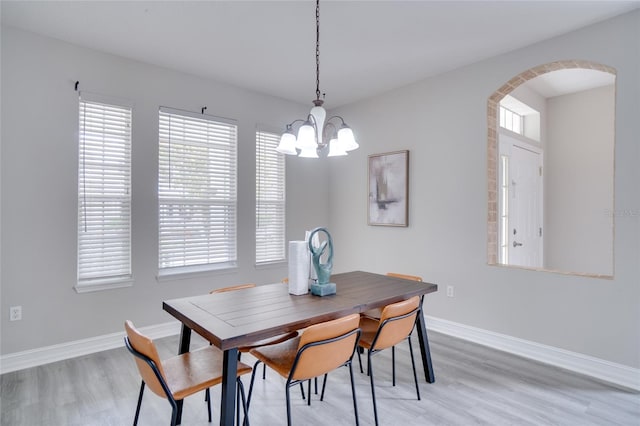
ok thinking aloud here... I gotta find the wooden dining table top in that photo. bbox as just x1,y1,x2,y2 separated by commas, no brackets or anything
163,270,438,351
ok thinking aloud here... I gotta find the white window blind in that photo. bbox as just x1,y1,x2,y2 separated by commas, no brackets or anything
256,131,286,264
77,96,132,289
158,108,238,273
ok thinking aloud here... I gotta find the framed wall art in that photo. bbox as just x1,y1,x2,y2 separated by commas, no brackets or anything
368,150,409,226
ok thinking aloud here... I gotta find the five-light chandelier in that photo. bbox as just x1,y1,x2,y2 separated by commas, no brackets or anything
276,0,359,158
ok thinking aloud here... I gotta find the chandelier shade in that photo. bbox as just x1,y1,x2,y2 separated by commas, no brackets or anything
299,147,320,158
275,0,358,158
327,137,347,157
296,121,317,150
275,130,297,155
338,126,358,151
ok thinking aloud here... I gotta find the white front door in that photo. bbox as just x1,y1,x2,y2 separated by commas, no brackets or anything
499,134,543,268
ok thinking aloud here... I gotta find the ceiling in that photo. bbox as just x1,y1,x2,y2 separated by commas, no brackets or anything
525,69,616,98
1,1,638,108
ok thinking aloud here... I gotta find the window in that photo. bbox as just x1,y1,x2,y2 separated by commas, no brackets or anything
158,108,238,275
77,95,132,291
499,105,523,135
256,131,286,264
498,154,509,264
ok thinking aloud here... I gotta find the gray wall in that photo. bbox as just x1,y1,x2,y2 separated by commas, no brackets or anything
1,11,639,370
0,26,329,354
328,11,639,368
544,85,615,274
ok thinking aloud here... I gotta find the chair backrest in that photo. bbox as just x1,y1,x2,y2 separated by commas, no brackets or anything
291,314,360,381
124,320,169,398
373,296,420,351
386,272,422,282
210,283,256,294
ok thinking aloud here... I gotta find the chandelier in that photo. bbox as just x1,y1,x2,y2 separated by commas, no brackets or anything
276,0,359,158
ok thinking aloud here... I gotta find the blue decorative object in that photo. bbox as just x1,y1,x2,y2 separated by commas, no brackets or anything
308,227,336,296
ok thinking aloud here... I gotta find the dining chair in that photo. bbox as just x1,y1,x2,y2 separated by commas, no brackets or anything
360,273,423,383
386,272,423,282
124,320,252,426
279,277,319,397
357,296,421,426
247,313,362,426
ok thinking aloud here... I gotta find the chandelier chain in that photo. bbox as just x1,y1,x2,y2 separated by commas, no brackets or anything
275,0,358,157
315,0,321,101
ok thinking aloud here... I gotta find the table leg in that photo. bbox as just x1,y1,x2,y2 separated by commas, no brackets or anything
416,299,435,383
176,324,192,424
178,324,192,354
220,348,238,426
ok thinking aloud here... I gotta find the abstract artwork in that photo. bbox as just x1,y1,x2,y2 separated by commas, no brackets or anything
368,150,409,226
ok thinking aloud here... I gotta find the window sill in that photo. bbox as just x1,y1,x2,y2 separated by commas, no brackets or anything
255,260,287,269
74,278,134,294
157,262,238,282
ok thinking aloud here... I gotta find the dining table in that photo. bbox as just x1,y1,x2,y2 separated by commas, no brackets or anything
163,270,438,426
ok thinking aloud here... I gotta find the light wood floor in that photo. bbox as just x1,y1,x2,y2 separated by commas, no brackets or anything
1,331,638,425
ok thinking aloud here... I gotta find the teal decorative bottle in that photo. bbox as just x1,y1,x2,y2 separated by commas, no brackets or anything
308,227,336,296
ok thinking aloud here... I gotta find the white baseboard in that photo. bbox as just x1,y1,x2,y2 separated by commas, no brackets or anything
0,321,181,375
2,316,638,392
425,315,640,391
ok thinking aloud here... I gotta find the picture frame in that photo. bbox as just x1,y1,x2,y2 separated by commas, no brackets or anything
368,150,409,226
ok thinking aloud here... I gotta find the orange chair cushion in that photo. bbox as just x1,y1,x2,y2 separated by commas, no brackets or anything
250,336,301,379
293,314,360,380
250,314,360,382
126,320,252,401
385,273,422,282
361,307,383,320
358,316,381,350
238,331,299,353
358,296,420,351
125,320,168,398
163,345,252,401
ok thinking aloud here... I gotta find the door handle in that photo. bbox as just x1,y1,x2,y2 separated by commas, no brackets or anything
513,241,523,247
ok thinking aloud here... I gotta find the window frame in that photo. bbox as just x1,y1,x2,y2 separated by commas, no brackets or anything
499,105,524,135
157,107,238,279
255,129,287,265
76,93,133,293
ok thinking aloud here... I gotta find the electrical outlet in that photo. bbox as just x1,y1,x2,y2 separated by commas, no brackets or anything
9,306,22,321
446,286,454,298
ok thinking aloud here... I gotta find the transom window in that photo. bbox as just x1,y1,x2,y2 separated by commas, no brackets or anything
499,105,523,135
